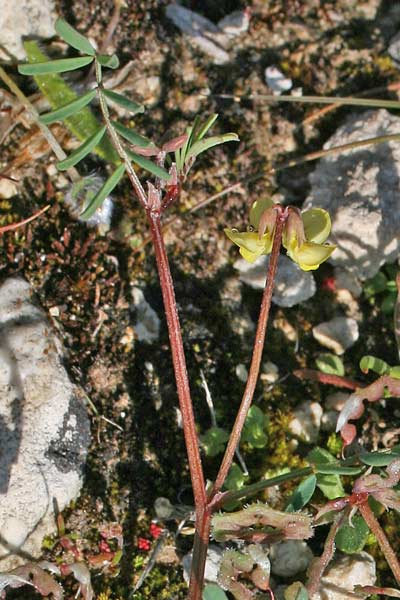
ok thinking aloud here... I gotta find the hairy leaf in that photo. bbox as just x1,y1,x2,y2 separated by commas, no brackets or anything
18,56,93,75
57,125,107,170
55,18,95,55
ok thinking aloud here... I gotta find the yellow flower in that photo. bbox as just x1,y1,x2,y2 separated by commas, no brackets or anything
225,199,336,271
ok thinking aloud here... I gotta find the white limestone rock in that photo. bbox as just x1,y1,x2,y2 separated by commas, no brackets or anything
182,544,223,585
0,0,56,60
270,540,313,578
131,287,160,343
313,317,359,355
0,277,90,570
305,110,400,281
234,255,316,307
288,401,323,443
314,551,376,600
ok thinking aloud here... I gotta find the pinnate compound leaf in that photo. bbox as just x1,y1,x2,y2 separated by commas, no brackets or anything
112,121,151,147
186,133,239,160
55,18,96,55
316,353,344,376
80,163,125,220
127,150,171,182
39,89,97,124
97,54,120,69
57,125,107,170
335,514,369,554
286,475,317,512
103,89,144,114
203,584,229,600
18,56,93,75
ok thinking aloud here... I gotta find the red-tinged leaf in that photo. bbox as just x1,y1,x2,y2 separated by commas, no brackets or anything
161,133,188,153
129,145,160,156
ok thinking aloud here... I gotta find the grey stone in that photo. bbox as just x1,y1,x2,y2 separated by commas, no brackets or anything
313,316,359,355
234,255,316,307
305,110,400,280
0,0,56,60
270,540,313,577
166,5,231,65
0,277,90,570
217,9,250,38
182,544,223,585
388,31,400,65
314,551,376,600
131,287,160,343
265,66,293,94
288,401,323,443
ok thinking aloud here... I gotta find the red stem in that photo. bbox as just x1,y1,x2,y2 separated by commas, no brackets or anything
358,502,400,585
210,216,284,498
147,211,206,511
293,368,360,390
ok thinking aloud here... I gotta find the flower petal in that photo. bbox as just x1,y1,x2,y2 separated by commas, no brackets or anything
224,228,273,262
249,198,274,229
288,241,336,271
302,208,332,244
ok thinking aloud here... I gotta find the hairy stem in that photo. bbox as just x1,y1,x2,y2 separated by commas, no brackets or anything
211,216,284,497
358,502,400,585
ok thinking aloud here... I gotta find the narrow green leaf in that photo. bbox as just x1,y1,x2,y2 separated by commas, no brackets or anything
335,515,369,554
80,163,125,220
55,18,96,56
39,89,97,124
186,133,239,161
360,447,400,466
313,464,362,475
112,121,151,147
316,353,345,376
23,41,118,164
254,93,400,111
127,150,171,182
179,122,196,168
57,125,107,170
203,584,229,600
97,54,120,69
102,89,144,115
18,56,93,75
286,475,317,512
195,113,219,141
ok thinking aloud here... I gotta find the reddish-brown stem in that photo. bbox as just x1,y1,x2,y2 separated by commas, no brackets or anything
211,215,285,498
188,507,212,600
147,211,206,511
358,502,400,585
294,368,360,390
307,509,349,598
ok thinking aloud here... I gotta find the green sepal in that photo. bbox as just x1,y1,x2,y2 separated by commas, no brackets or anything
39,89,97,124
57,125,107,170
55,18,96,56
102,89,144,115
18,56,93,75
80,163,125,220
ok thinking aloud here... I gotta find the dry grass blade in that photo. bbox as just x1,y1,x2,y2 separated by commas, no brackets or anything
0,204,50,234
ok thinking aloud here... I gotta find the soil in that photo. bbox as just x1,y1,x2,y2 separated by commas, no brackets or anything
1,0,400,598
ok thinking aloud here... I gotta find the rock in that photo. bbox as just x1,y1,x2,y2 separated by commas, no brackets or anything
305,110,400,281
265,66,293,95
234,255,316,307
314,551,376,600
0,277,90,569
235,363,248,383
261,361,279,384
218,9,250,38
131,287,160,343
0,0,56,60
270,540,313,577
182,544,223,585
313,316,359,355
166,5,230,65
0,178,18,200
388,31,400,65
288,401,323,443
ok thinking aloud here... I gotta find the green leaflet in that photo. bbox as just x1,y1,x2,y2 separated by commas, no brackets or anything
57,126,107,170
335,515,370,554
127,150,171,182
18,56,93,75
203,584,229,600
97,54,120,69
112,120,152,147
286,475,317,512
186,133,239,160
316,353,345,376
39,89,97,124
55,18,96,56
102,89,144,115
23,41,118,165
360,355,390,375
80,163,125,220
